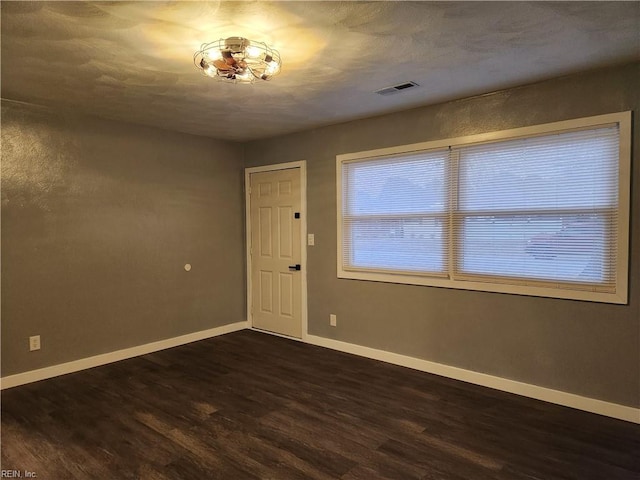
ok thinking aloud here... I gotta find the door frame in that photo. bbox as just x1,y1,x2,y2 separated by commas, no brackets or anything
245,161,308,340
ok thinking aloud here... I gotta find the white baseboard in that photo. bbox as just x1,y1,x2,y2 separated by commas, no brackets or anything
306,334,640,424
3,322,637,424
0,321,248,390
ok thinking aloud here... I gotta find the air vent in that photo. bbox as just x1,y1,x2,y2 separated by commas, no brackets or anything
375,81,420,96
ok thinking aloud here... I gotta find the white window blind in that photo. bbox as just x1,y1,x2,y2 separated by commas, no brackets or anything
342,149,449,275
337,112,629,303
453,126,619,290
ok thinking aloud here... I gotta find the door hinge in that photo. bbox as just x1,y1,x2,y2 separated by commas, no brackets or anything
294,212,300,219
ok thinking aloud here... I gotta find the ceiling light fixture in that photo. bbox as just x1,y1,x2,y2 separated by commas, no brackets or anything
194,37,281,84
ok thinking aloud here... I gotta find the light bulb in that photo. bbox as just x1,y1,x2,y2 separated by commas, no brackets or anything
236,70,252,83
199,58,216,77
266,60,280,75
245,45,261,58
205,49,222,61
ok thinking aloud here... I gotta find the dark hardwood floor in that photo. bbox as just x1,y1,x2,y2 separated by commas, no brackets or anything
1,330,638,479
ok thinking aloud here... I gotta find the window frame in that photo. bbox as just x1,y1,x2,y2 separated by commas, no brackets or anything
336,112,631,304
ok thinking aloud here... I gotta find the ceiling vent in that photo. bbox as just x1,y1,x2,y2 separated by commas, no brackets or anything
375,81,420,96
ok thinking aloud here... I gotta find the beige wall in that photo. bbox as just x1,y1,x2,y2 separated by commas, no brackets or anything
244,63,640,408
1,101,246,376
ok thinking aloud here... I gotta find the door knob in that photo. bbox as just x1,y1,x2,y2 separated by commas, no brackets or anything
288,264,301,271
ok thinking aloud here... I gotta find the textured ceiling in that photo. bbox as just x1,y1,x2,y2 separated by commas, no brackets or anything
2,1,639,141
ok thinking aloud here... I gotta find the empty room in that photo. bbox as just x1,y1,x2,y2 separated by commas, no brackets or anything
1,2,639,479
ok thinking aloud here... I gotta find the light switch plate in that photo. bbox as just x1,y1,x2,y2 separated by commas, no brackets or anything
29,335,41,351
308,234,315,246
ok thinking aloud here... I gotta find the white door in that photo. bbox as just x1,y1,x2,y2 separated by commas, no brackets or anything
249,168,302,338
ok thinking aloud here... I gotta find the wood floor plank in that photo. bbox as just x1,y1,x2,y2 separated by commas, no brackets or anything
2,330,638,479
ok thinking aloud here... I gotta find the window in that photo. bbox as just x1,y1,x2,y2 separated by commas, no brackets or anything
337,112,631,304
342,150,449,276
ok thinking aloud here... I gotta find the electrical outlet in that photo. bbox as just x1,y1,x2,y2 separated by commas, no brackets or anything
330,314,337,327
29,335,41,351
